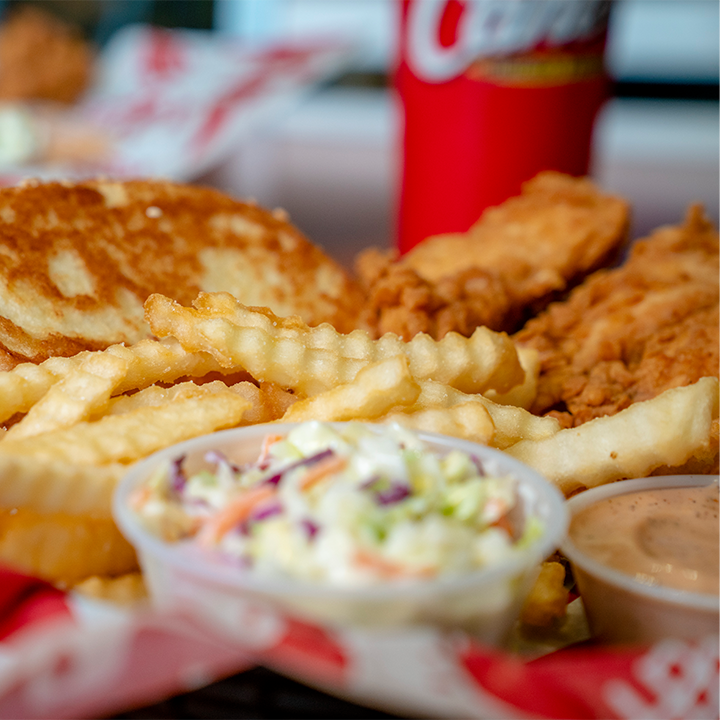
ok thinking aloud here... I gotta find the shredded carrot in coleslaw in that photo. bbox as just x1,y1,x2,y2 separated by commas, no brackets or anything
196,485,277,546
354,548,435,579
298,455,348,491
258,433,283,463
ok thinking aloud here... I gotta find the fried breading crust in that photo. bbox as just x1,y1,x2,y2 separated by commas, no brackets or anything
356,248,515,340
357,172,630,338
515,205,719,429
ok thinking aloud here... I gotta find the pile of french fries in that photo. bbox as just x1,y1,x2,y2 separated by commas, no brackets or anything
0,291,717,612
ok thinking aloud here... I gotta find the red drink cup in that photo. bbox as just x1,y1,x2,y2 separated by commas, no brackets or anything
395,0,611,254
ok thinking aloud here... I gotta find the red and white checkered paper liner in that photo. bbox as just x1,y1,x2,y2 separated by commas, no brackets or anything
0,23,355,185
0,568,717,719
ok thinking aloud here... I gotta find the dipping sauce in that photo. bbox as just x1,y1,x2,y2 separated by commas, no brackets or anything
568,482,719,595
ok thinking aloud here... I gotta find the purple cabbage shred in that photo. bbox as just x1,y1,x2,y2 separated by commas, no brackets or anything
236,502,284,535
471,455,486,476
205,449,242,473
359,473,382,490
375,482,412,506
250,502,284,522
263,448,335,486
169,455,187,493
300,518,320,540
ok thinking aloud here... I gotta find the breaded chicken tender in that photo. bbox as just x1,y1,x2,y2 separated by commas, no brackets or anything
515,205,719,432
357,172,630,339
356,249,514,340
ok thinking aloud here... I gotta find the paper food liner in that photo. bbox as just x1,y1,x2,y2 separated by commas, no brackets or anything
0,568,717,720
0,23,356,185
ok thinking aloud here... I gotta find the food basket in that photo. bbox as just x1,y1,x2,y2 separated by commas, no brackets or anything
0,16,716,720
0,564,718,719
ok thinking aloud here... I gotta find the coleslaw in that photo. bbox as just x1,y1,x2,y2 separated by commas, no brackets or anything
131,421,543,586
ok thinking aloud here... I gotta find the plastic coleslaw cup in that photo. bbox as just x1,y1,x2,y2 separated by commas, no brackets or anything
114,422,568,647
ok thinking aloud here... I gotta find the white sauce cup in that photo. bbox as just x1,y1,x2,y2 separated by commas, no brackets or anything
561,474,719,645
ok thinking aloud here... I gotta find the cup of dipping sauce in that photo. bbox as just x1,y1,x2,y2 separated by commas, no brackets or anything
561,475,719,645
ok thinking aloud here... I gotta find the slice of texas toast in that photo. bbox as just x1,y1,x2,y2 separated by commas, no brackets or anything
0,178,365,367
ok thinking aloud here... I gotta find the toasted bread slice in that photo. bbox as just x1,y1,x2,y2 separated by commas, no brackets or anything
0,178,365,367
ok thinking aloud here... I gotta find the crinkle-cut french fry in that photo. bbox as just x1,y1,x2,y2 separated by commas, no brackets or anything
484,346,540,411
0,455,124,517
382,402,495,445
258,381,298,419
0,358,76,424
73,572,147,605
0,391,251,466
107,336,227,394
520,561,569,629
106,378,295,426
394,380,560,450
0,505,138,587
507,376,720,496
145,292,523,396
5,353,129,440
105,379,234,416
281,356,421,423
233,381,297,424
0,337,228,425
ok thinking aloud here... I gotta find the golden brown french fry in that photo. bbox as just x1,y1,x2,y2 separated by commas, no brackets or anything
73,573,147,605
106,378,292,427
507,376,719,495
109,337,228,395
382,402,495,445
474,389,560,449
0,336,229,425
0,357,79,424
5,353,129,440
114,378,293,424
0,454,124,517
392,380,560,450
105,379,235,416
484,346,540,410
0,390,251,466
281,356,420,423
0,505,139,587
232,381,298,424
144,292,524,396
520,561,569,629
